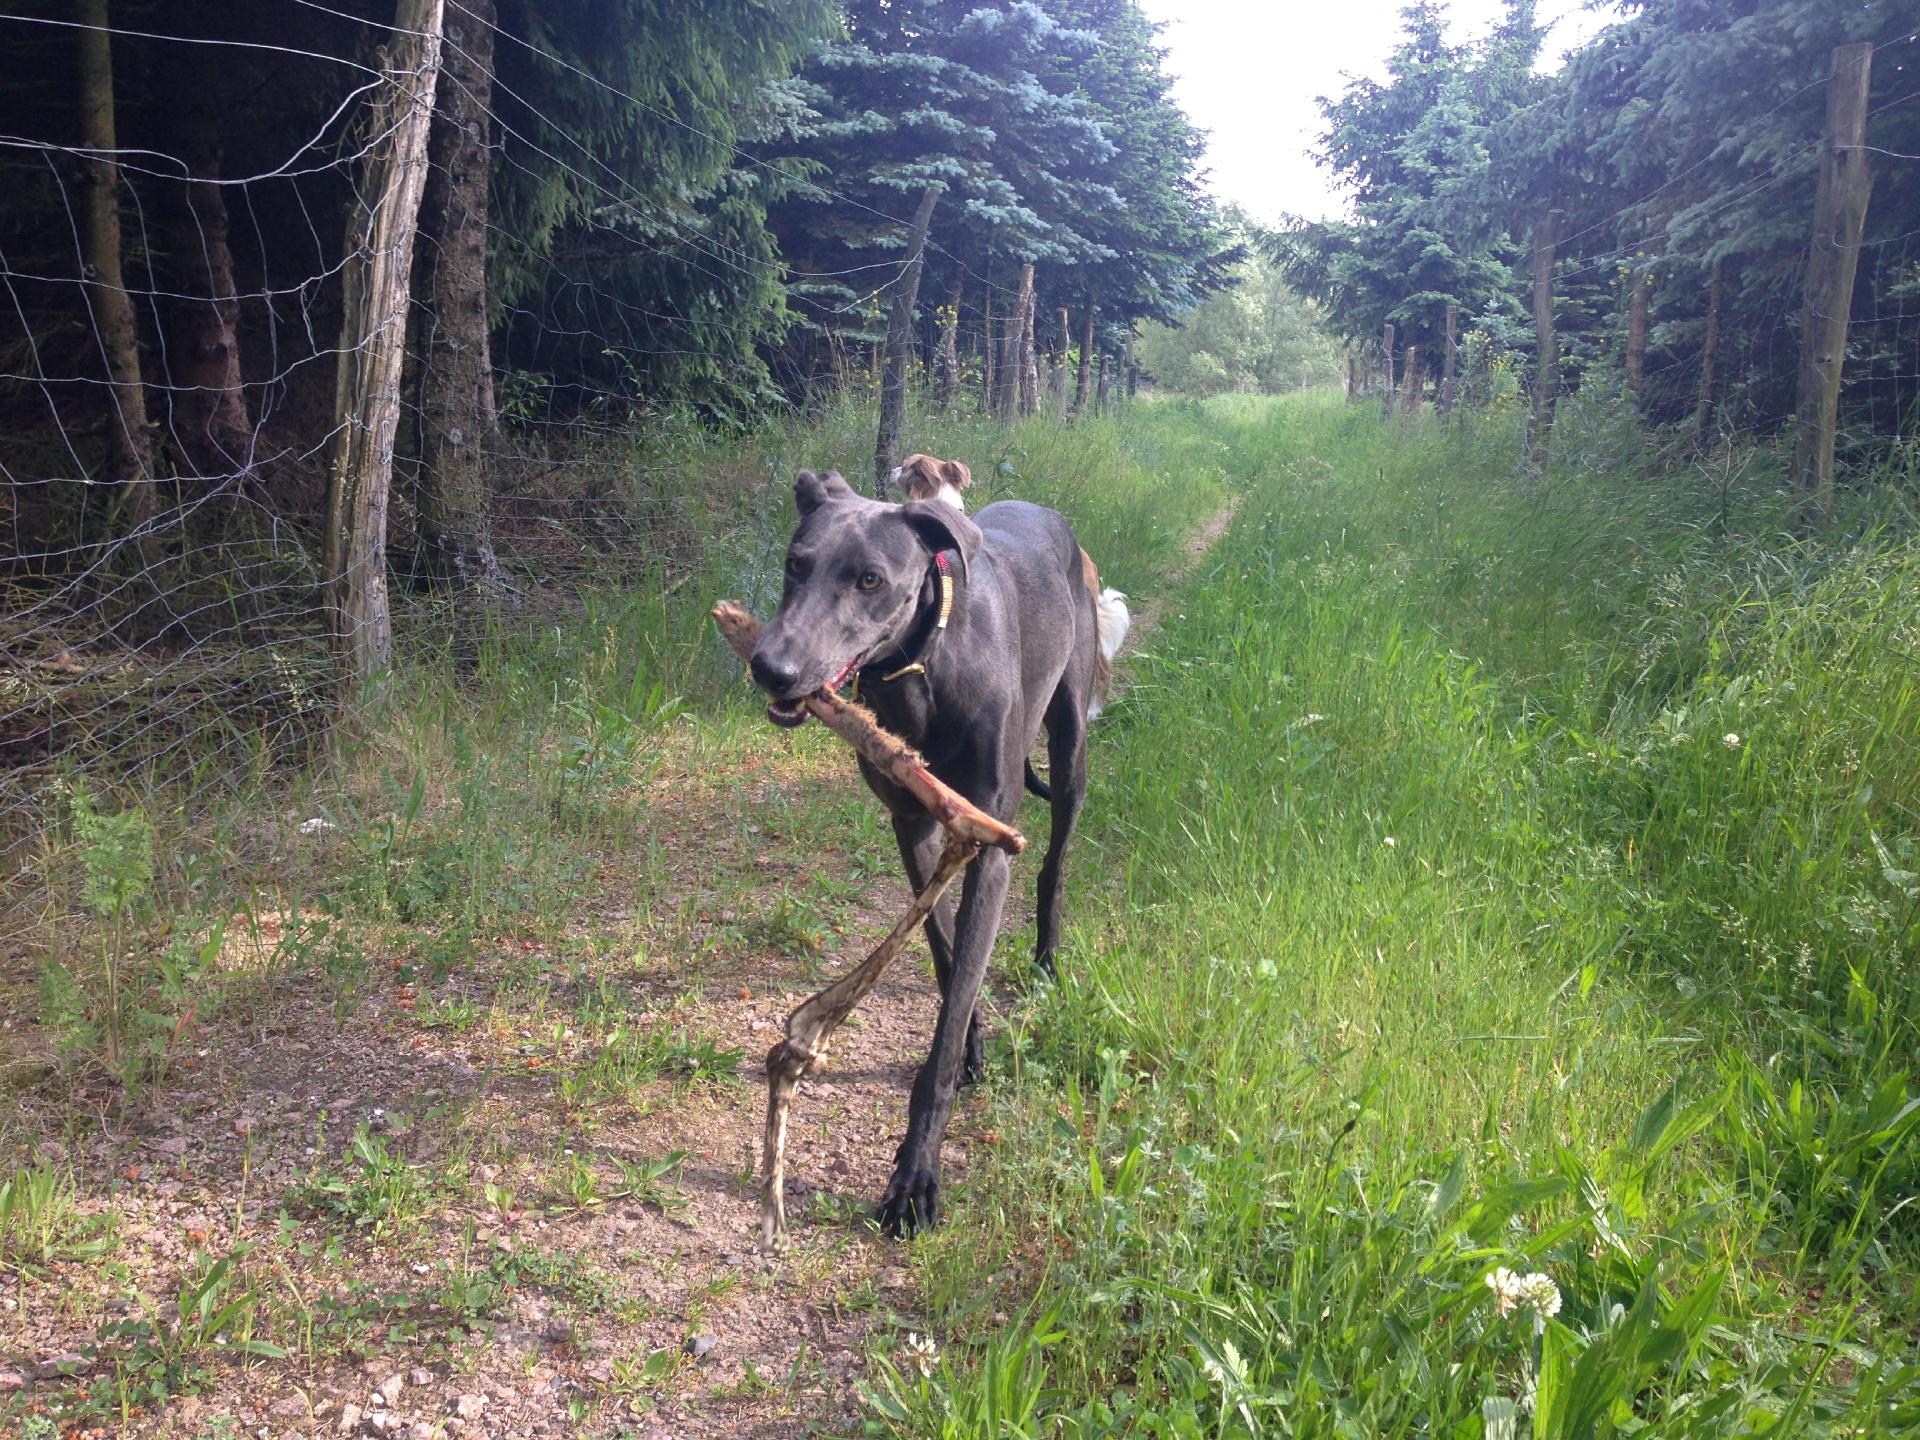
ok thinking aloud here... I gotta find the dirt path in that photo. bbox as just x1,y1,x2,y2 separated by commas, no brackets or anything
0,495,1246,1440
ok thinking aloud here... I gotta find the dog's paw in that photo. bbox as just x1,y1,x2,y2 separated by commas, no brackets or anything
875,1166,941,1237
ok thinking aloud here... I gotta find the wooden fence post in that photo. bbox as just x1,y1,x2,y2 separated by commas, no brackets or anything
936,270,963,413
1380,323,1396,419
996,263,1033,419
1792,42,1874,523
875,185,940,488
1074,305,1096,413
1530,208,1563,471
979,272,996,415
1439,303,1459,417
1019,276,1041,415
325,0,445,693
1401,344,1423,416
1694,255,1724,438
1095,352,1111,414
1053,306,1071,413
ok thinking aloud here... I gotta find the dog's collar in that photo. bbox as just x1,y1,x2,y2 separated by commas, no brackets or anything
854,550,958,695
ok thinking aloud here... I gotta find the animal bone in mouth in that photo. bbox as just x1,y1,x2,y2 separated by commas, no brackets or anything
711,600,1026,1250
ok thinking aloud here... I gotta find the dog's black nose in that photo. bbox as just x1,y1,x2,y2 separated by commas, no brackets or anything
751,651,802,697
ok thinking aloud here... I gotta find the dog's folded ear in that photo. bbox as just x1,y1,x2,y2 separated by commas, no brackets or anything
939,458,972,491
795,468,854,517
900,497,984,588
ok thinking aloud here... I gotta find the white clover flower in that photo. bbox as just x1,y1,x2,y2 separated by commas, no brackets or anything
1519,1272,1562,1318
298,817,334,835
1723,733,1741,748
1487,1266,1560,1319
905,1332,938,1378
1485,1266,1525,1317
1383,836,1397,848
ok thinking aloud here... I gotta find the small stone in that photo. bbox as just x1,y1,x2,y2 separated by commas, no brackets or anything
374,1373,405,1406
365,1413,403,1437
875,1267,910,1290
34,1351,87,1379
336,1404,364,1434
452,1394,489,1421
0,1369,24,1391
155,1136,189,1156
683,1333,718,1360
408,1425,437,1440
408,1367,433,1388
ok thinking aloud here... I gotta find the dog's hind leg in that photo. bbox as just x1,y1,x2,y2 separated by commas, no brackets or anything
892,812,985,1085
1034,678,1089,980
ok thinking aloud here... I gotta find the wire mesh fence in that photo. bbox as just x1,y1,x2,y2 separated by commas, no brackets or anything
1,3,1915,948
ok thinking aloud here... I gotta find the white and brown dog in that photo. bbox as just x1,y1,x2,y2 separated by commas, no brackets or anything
886,453,1130,717
885,452,973,510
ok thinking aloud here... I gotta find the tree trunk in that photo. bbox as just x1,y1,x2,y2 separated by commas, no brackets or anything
414,0,500,587
1694,256,1724,438
875,185,940,489
1438,304,1459,417
1074,305,1095,412
1123,329,1136,402
1530,209,1563,472
76,0,155,527
1624,260,1650,399
1792,42,1874,524
935,269,963,413
1401,345,1423,416
168,102,251,476
325,0,445,691
1095,352,1110,414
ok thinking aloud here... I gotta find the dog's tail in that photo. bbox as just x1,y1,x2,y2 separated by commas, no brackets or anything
1024,758,1051,801
1088,585,1131,721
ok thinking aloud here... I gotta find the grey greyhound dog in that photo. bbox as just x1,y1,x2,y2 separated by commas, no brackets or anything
749,468,1126,1234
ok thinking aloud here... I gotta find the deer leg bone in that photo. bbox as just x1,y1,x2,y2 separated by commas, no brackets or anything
760,835,976,1251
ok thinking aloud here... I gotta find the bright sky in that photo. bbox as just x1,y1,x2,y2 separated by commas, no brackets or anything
1136,0,1625,224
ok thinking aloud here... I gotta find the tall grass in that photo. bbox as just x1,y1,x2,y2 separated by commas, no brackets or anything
888,395,1919,1437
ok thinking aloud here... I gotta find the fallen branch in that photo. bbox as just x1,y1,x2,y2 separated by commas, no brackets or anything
710,599,1027,1250
711,601,1025,855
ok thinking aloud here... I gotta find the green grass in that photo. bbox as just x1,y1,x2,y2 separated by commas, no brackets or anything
16,388,1917,1435
882,395,1920,1437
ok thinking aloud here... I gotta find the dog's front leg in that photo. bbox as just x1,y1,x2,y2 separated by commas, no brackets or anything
876,844,1010,1236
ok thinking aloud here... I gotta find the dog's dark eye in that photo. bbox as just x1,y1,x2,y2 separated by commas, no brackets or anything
857,571,882,592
